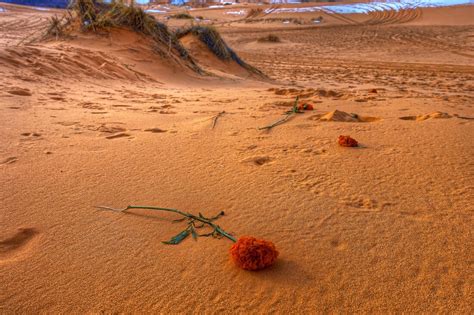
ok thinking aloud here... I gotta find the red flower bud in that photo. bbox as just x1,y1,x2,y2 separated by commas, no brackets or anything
338,135,358,147
304,103,314,110
297,103,314,111
230,236,279,271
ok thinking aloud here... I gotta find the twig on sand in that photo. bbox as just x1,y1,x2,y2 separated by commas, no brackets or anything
212,111,225,129
258,96,300,130
96,205,236,243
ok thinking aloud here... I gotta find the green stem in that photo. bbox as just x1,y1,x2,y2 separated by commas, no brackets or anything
96,205,237,242
212,111,225,129
258,96,300,130
258,112,294,130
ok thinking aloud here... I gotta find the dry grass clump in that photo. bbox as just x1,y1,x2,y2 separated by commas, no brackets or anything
246,7,263,19
45,0,201,72
176,25,265,76
176,26,229,59
169,12,193,19
44,1,266,76
46,14,71,39
257,34,281,43
245,17,303,25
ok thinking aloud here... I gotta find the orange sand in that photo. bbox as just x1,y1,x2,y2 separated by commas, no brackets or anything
0,1,473,313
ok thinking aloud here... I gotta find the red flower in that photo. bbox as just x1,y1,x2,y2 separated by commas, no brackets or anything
297,103,314,111
230,236,279,271
338,135,358,147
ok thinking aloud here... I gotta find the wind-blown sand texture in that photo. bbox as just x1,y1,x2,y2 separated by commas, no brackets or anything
0,1,473,313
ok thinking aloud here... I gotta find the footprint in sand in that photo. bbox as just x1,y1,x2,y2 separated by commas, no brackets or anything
330,239,348,251
96,124,131,139
112,104,132,108
453,114,474,120
158,110,177,115
105,132,131,139
0,228,39,262
97,124,126,133
343,197,380,212
144,128,167,133
7,88,32,96
20,132,42,139
242,156,273,166
81,102,104,110
269,87,343,99
0,157,18,165
316,89,344,98
399,111,452,121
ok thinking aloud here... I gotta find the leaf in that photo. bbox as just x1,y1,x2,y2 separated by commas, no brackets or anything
194,223,205,229
209,211,225,221
172,217,187,223
199,231,215,237
190,225,198,240
162,229,190,245
291,97,298,112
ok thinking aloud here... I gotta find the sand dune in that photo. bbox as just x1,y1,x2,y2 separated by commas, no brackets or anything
0,27,263,85
0,1,473,313
180,33,254,78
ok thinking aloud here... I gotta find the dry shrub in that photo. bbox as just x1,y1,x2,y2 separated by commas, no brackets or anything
46,0,201,72
245,17,303,25
257,34,281,43
46,15,66,38
176,25,265,76
169,12,193,19
246,7,262,19
42,1,265,77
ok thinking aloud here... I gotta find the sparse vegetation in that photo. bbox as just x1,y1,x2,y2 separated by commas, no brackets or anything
45,15,69,39
44,0,201,72
176,25,265,76
312,16,324,23
169,12,193,19
43,1,265,77
245,17,303,25
246,7,263,19
176,26,229,59
258,97,301,130
257,34,281,43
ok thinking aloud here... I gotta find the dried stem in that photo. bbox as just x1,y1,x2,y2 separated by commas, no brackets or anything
96,205,237,243
258,96,300,130
212,111,225,129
